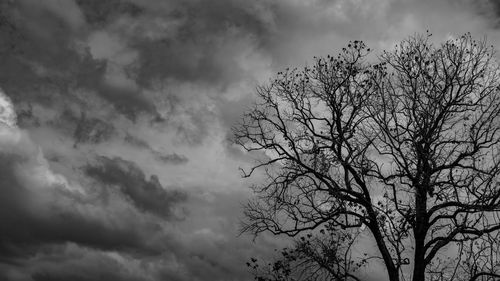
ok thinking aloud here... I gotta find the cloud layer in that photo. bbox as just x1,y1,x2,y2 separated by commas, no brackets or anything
1,0,500,280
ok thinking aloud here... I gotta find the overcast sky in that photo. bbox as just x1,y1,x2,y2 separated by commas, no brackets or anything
0,0,500,280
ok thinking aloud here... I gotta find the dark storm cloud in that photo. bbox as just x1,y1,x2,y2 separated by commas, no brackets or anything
0,153,171,260
1,0,275,145
85,156,187,218
0,0,156,122
154,152,189,164
33,267,139,281
5,243,167,281
124,133,150,148
70,111,116,146
125,0,272,87
472,0,500,27
0,119,191,280
0,1,84,101
124,133,190,164
97,82,157,120
134,39,242,87
76,0,143,27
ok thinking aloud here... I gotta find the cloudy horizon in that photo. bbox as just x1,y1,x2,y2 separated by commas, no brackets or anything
1,0,500,280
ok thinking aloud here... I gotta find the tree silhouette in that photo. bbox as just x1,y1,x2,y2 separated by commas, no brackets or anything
235,33,500,281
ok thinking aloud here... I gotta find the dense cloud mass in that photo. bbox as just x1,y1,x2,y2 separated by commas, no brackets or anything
0,0,500,280
85,156,187,218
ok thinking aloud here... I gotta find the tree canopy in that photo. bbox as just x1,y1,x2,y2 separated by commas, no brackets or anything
234,33,500,281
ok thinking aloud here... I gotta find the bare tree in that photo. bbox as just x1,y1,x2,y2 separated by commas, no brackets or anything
247,227,366,281
234,33,500,281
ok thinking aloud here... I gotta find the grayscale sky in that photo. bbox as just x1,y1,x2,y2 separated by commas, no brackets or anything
0,0,499,280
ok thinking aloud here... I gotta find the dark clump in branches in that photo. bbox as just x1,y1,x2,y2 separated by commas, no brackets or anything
234,33,500,281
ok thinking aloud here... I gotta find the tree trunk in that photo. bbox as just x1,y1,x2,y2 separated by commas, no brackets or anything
412,186,428,281
412,237,426,281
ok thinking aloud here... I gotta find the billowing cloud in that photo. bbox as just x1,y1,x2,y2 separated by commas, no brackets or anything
85,156,187,218
0,90,183,279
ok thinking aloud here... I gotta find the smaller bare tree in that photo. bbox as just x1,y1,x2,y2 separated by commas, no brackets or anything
247,227,366,281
